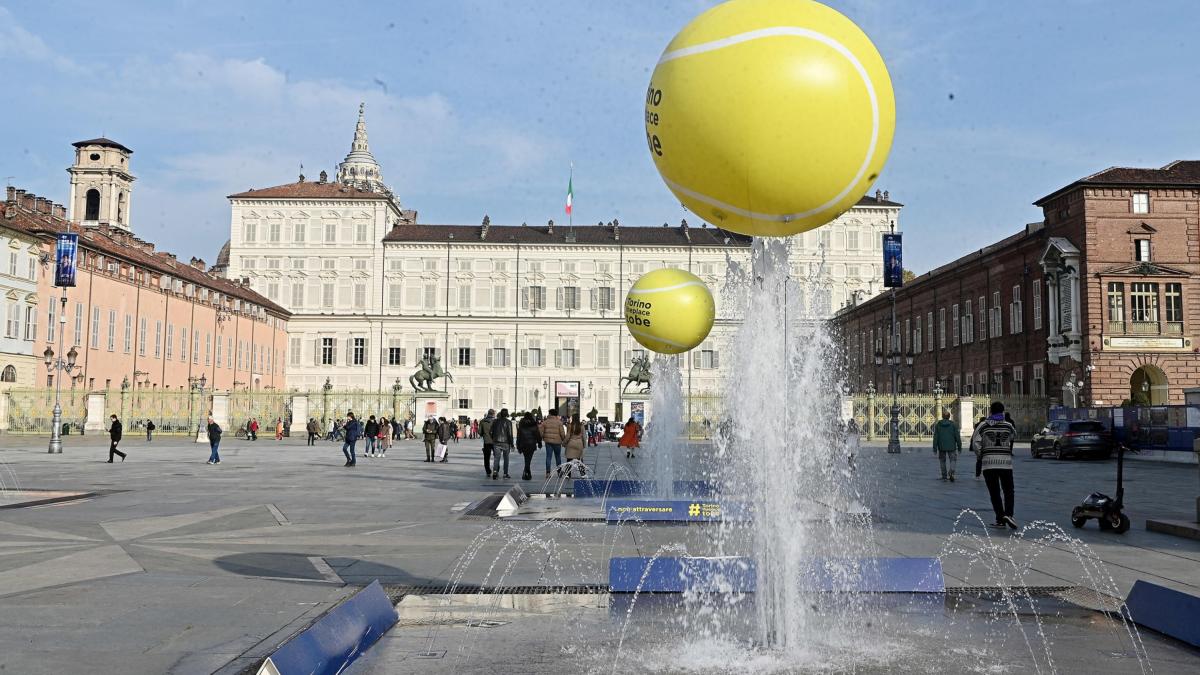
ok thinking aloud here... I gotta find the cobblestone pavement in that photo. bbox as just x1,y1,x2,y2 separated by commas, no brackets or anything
0,433,1197,673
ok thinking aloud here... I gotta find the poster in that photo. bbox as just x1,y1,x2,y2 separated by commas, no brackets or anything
630,401,645,426
54,233,79,288
882,232,903,288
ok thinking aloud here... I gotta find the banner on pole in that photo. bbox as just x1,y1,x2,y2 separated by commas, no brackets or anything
882,233,903,288
54,233,79,288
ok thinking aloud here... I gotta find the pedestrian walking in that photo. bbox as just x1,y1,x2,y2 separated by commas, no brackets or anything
436,416,452,462
490,408,514,480
341,412,361,466
565,419,587,476
206,416,223,464
145,419,155,442
306,418,319,445
392,417,401,441
516,411,542,481
107,414,126,463
479,409,496,477
619,417,641,459
378,416,391,456
971,401,1018,530
932,410,961,481
539,408,567,478
422,416,438,462
275,417,284,441
249,418,259,441
364,415,380,457
845,417,860,472
450,419,459,443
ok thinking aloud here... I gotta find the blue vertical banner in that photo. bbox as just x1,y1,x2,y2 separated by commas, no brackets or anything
882,233,903,288
54,233,79,288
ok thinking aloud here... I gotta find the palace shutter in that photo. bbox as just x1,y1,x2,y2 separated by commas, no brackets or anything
589,289,597,311
555,287,564,310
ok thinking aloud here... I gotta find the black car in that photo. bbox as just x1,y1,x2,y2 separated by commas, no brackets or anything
1031,420,1113,459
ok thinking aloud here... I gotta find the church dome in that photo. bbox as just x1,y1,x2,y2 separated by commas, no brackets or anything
210,238,231,277
336,103,389,194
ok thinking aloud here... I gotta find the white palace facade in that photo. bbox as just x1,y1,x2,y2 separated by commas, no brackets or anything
218,105,902,419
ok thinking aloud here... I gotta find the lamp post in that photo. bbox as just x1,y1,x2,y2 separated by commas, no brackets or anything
321,377,333,424
188,374,207,438
876,340,904,453
391,377,402,419
44,340,80,454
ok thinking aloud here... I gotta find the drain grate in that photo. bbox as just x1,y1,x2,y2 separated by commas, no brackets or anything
948,585,1074,596
388,584,609,596
460,495,503,518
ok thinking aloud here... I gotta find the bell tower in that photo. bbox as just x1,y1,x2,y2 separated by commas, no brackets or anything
67,138,136,230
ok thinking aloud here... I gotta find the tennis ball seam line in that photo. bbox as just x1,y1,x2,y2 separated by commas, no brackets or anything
626,280,710,294
626,326,692,349
655,26,882,223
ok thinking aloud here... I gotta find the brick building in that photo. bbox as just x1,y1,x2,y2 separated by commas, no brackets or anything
835,160,1200,407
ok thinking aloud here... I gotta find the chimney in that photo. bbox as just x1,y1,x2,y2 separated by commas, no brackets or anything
480,214,491,240
883,190,889,201
15,190,30,209
875,189,882,201
192,258,207,272
53,203,66,219
5,187,14,204
35,197,50,213
547,219,554,235
681,218,691,241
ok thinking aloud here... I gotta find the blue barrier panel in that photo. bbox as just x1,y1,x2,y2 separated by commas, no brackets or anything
1124,580,1200,648
609,556,755,593
605,499,752,523
571,479,722,498
264,579,398,675
609,557,944,593
572,479,657,498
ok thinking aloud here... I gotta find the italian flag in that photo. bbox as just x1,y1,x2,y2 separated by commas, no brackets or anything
565,176,573,216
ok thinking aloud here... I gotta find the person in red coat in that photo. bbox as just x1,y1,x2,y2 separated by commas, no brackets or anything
619,418,641,459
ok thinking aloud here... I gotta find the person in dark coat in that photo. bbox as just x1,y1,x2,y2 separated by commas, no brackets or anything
516,412,543,481
341,412,361,466
107,414,126,463
364,415,380,457
489,408,514,480
931,411,961,481
206,416,223,464
422,416,438,462
437,416,452,462
145,419,155,442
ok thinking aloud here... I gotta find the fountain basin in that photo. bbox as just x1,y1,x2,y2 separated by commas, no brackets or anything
608,556,944,593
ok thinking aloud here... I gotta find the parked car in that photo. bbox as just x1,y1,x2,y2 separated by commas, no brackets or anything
1031,420,1113,459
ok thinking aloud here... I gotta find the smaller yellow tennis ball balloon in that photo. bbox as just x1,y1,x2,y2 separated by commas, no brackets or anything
645,0,895,237
625,269,716,355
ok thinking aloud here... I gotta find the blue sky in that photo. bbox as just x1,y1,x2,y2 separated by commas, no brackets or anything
2,1,1198,272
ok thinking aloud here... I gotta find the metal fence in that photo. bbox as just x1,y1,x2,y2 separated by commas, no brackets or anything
229,390,293,435
120,389,210,436
3,388,88,434
850,392,1049,442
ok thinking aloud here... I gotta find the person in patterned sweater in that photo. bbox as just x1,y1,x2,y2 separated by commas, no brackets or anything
971,401,1018,530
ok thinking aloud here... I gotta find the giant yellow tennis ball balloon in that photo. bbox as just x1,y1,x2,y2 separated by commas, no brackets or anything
625,269,716,354
645,0,895,237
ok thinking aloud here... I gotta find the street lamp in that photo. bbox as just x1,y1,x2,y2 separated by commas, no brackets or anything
44,343,80,454
188,374,208,436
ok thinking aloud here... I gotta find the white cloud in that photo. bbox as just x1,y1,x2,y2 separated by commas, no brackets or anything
0,6,83,73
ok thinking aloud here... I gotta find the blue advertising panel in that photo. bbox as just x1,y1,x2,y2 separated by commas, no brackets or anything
630,401,645,426
54,233,79,288
882,232,903,288
604,499,752,523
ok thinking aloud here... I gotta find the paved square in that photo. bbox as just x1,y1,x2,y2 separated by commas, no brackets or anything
0,433,1197,673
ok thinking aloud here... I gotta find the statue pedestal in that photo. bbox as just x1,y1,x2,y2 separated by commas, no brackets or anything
413,391,451,419
618,391,650,426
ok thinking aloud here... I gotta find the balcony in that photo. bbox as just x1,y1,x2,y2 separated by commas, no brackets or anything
1106,320,1184,336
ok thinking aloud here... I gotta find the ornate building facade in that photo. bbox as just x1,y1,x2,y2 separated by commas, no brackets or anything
221,105,902,419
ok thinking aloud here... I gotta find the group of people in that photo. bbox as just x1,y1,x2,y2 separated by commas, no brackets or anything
932,401,1019,530
469,408,591,481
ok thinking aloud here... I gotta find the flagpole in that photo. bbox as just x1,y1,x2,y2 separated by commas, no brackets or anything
569,162,574,234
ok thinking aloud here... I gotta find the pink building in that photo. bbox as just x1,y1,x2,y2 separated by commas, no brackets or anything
4,186,289,393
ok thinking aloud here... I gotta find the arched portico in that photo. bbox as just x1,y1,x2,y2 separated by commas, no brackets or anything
1130,365,1169,405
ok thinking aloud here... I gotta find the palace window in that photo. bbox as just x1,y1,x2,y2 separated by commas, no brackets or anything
457,345,473,367
1010,285,1023,334
559,286,581,310
951,304,960,346
292,284,305,307
320,337,335,365
388,283,402,309
557,340,578,368
525,340,543,367
388,345,405,366
46,302,56,344
991,291,1002,338
154,321,162,358
324,223,336,242
1129,282,1159,324
694,343,719,369
926,312,933,352
938,308,946,349
268,222,281,242
353,282,367,309
596,337,611,368
1165,283,1183,325
962,301,973,344
106,309,116,351
123,314,132,353
244,222,257,243
524,286,547,311
458,284,471,309
1132,192,1149,215
1107,282,1125,325
487,342,509,367
352,337,366,366
1032,364,1045,396
1032,280,1042,330
493,285,507,309
165,324,174,359
1134,239,1151,262
355,222,368,242
596,286,615,311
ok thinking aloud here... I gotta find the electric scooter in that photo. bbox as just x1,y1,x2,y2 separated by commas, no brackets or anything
1070,442,1134,533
